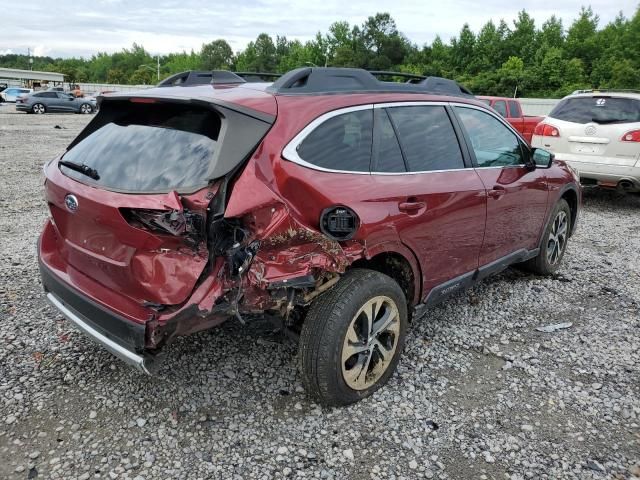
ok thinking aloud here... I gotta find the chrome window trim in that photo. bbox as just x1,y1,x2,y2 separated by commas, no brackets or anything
449,101,529,145
281,104,374,175
282,101,475,175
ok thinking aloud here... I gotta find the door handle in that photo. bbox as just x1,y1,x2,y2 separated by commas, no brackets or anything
488,186,506,198
399,201,426,212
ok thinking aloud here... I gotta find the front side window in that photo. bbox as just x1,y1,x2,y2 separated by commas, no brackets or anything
456,107,524,167
296,109,373,172
386,105,464,172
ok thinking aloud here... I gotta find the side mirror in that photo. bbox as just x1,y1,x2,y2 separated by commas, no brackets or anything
531,148,554,169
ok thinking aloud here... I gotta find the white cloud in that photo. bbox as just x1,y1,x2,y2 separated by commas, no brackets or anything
0,0,637,58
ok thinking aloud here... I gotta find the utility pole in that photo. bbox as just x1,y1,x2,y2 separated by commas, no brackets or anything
157,55,160,81
28,48,33,70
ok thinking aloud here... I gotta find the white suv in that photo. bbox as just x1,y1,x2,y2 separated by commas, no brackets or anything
531,90,640,192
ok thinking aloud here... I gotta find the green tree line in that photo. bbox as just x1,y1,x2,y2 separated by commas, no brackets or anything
1,6,639,97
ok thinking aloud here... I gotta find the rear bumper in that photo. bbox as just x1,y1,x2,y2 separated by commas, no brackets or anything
553,154,640,189
39,258,160,373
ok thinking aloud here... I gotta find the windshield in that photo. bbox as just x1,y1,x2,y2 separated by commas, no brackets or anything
549,96,640,124
60,104,221,192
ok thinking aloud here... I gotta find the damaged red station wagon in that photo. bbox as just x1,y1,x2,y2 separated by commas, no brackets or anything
39,68,581,406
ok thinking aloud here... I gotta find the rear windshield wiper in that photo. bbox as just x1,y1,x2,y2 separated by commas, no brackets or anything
59,160,100,180
592,117,624,124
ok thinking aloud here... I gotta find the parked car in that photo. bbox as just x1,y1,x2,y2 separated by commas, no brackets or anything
16,91,96,114
531,90,640,192
1,87,33,102
477,96,544,143
46,86,65,92
38,68,580,406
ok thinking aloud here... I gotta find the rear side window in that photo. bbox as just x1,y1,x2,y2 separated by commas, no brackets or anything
456,107,523,167
37,92,57,98
61,103,221,192
372,110,405,172
493,101,508,117
386,105,464,172
296,109,373,172
550,97,640,124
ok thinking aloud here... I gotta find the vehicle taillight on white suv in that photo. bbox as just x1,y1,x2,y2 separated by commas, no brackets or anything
533,123,560,138
532,92,640,192
621,130,640,142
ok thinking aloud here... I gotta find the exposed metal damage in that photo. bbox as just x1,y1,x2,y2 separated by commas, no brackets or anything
143,192,366,351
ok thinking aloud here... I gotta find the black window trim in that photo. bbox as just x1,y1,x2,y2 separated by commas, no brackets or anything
282,101,477,175
450,102,532,170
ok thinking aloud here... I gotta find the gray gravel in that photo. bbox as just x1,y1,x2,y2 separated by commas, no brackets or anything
1,104,639,480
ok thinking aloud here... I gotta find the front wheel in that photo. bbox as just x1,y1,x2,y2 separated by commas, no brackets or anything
299,269,407,406
32,103,46,114
521,199,571,275
79,103,93,114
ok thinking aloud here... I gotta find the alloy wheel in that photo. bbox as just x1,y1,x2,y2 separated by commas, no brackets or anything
547,210,568,265
33,104,45,114
341,295,400,390
80,104,92,114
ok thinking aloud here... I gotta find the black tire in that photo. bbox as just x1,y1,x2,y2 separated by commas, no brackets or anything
299,269,407,406
32,103,46,114
79,103,93,114
520,199,571,275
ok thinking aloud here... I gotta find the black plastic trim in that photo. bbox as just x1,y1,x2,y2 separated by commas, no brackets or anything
266,67,473,97
39,259,147,353
422,248,538,306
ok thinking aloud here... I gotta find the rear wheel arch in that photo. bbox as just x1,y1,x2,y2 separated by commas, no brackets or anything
350,245,421,307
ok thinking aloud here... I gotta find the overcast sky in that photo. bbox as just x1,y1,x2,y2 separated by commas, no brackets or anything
1,0,637,58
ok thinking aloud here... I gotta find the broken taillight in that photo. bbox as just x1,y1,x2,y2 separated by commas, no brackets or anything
120,208,204,240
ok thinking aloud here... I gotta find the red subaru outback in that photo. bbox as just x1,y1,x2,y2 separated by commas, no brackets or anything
39,68,580,406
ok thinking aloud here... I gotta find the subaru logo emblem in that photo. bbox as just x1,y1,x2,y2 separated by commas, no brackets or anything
64,194,79,212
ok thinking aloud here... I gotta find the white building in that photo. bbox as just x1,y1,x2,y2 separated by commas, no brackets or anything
0,67,65,88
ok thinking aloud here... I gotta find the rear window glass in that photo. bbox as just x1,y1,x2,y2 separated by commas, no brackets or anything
60,104,221,192
387,105,464,172
297,109,373,172
550,97,640,124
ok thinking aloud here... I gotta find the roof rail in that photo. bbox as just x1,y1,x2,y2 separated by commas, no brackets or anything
368,71,427,83
157,70,246,87
266,67,473,97
234,72,282,82
572,88,640,95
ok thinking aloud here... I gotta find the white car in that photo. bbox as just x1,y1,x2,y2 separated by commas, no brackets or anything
531,90,640,192
0,87,33,103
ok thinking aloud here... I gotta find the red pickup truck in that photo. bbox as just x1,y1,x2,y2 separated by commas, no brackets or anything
477,96,544,143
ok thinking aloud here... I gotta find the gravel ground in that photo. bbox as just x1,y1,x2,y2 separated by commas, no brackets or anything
0,104,639,480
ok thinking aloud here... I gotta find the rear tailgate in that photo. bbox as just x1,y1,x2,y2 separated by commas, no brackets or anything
43,95,274,311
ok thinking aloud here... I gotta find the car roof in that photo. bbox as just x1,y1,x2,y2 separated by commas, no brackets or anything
100,80,488,122
565,91,640,100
